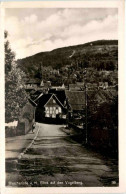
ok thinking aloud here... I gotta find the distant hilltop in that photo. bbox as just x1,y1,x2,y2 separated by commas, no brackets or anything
17,39,118,80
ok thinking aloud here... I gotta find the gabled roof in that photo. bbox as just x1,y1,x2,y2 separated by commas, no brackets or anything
69,84,83,91
66,89,118,111
37,94,52,107
28,98,37,107
25,79,40,84
37,93,65,108
65,91,85,111
76,82,84,86
87,89,117,104
30,90,43,102
48,90,66,105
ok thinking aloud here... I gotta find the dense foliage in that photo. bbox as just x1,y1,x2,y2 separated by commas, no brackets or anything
17,40,118,86
5,31,27,123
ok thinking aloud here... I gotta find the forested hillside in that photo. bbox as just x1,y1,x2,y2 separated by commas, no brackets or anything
17,40,118,85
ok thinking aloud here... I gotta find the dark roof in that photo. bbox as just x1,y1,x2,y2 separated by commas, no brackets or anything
38,94,52,107
25,79,40,84
28,98,37,107
65,91,85,111
30,90,43,101
48,90,66,105
37,93,65,108
87,89,117,104
66,89,117,111
76,82,84,86
69,84,84,91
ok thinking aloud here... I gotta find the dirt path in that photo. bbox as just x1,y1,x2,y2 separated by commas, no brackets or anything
6,123,118,187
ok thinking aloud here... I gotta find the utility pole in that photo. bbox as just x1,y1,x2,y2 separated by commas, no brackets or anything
84,68,88,144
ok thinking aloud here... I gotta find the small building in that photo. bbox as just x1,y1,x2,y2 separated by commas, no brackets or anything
65,91,85,118
35,93,67,122
76,82,84,87
30,90,43,102
69,84,83,91
51,83,65,90
86,83,98,90
48,89,67,107
50,69,60,75
24,79,40,90
99,82,108,89
40,80,51,88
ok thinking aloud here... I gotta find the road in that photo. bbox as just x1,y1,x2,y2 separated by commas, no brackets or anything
6,123,118,187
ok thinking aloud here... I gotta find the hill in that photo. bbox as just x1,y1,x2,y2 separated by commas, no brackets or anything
17,40,118,84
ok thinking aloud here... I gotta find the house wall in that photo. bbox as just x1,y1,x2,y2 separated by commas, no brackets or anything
44,97,66,119
25,84,38,89
45,106,62,118
35,95,66,122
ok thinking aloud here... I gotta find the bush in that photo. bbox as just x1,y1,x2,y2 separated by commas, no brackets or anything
5,126,17,137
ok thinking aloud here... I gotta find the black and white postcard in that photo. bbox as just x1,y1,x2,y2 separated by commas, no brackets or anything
0,0,125,194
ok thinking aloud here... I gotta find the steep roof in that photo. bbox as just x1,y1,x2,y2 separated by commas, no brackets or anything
69,84,84,91
76,82,84,86
25,79,40,84
37,93,65,108
65,91,85,111
48,90,66,105
28,98,37,107
87,89,117,104
37,94,52,107
30,90,43,102
66,89,117,111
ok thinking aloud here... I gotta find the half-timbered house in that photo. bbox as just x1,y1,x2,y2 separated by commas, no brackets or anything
35,93,67,122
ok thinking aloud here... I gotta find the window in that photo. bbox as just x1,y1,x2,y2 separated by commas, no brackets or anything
50,107,53,113
53,99,56,103
45,107,49,113
56,109,58,114
45,113,49,117
52,114,56,118
58,107,61,113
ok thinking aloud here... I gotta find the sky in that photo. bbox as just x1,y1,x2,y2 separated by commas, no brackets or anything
5,8,118,59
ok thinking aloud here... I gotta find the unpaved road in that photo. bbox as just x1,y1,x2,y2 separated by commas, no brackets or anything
6,123,118,187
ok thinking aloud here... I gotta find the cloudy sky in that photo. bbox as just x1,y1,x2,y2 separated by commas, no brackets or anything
5,8,118,59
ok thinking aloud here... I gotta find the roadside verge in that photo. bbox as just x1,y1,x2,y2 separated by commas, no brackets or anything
5,123,40,172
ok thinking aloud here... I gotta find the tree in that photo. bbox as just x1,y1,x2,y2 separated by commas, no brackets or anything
5,31,28,123
5,31,15,74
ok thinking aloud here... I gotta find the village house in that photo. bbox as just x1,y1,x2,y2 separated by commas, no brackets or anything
30,90,43,102
40,80,51,88
35,93,67,122
48,89,67,107
24,79,40,90
86,83,98,90
51,83,65,90
99,82,108,89
65,90,85,119
68,83,84,91
50,69,60,75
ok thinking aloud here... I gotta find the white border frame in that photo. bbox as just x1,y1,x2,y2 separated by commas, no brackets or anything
0,1,125,194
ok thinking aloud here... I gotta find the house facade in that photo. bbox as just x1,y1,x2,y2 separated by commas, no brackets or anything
65,90,85,118
35,93,67,122
99,82,108,89
24,79,40,90
44,96,66,119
